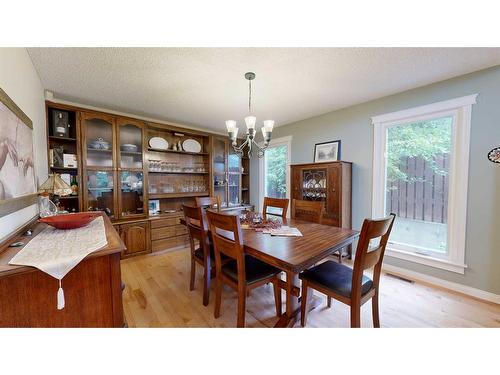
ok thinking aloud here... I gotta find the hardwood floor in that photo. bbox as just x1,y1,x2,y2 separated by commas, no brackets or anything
121,248,500,328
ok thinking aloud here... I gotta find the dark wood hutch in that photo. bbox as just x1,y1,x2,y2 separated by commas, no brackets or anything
45,101,251,258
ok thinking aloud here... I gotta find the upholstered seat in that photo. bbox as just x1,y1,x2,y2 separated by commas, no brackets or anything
194,246,229,265
299,260,373,298
222,255,281,284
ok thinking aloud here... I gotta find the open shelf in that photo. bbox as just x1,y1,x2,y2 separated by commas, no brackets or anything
49,136,77,142
148,148,209,156
149,192,209,199
50,166,78,171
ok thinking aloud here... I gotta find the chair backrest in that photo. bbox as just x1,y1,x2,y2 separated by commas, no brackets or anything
182,204,210,258
195,196,221,212
351,213,396,299
206,211,245,278
263,197,289,220
291,199,324,224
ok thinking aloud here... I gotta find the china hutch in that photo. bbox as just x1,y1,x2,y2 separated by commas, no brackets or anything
45,101,251,258
291,161,352,257
291,161,351,228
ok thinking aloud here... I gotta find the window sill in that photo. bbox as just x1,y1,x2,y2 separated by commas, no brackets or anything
386,247,467,274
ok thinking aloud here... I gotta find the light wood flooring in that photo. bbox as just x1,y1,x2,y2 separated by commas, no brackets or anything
121,248,500,328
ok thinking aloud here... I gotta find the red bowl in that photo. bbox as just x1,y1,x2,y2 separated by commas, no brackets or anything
39,212,101,230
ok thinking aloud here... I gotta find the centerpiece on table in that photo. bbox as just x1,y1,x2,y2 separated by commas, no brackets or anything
239,210,282,231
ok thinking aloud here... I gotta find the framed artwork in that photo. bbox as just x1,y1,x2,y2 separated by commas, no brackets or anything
314,140,341,163
0,87,37,218
148,199,160,216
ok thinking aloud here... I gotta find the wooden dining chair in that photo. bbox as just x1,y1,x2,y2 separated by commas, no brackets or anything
182,204,216,306
206,210,283,327
299,213,396,328
291,199,324,224
195,196,221,212
263,197,289,221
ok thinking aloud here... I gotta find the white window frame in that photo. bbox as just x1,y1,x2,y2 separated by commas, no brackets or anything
259,135,292,216
371,94,477,274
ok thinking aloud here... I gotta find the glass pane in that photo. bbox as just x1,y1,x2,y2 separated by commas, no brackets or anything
85,118,113,167
120,124,142,169
301,168,327,201
228,153,240,172
228,173,240,206
87,171,114,218
120,171,144,216
264,145,288,199
213,138,226,174
385,116,452,254
214,185,226,208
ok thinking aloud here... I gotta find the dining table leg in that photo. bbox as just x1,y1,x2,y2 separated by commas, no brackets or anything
274,270,324,328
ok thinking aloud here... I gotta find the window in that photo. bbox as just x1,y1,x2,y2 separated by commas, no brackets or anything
259,136,292,215
372,95,477,273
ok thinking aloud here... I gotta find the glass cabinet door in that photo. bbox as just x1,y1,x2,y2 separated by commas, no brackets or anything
83,114,114,168
227,148,241,206
86,170,115,218
213,137,228,207
118,121,143,169
119,171,144,217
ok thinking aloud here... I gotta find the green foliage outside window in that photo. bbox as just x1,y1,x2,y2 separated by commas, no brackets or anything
386,117,452,185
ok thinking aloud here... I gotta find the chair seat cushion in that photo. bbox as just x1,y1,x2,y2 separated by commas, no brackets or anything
194,246,229,265
222,255,281,285
299,260,373,298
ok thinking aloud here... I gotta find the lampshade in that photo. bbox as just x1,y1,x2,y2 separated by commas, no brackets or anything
245,116,256,130
38,174,72,196
263,120,275,132
226,120,237,132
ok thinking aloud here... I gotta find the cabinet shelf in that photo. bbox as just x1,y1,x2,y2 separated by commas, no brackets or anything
149,192,209,199
50,166,78,171
49,135,77,142
59,195,79,199
148,171,209,175
148,148,209,156
87,148,112,153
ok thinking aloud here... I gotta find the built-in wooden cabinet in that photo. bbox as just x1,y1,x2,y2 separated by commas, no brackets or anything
291,161,352,228
117,221,150,257
45,101,250,258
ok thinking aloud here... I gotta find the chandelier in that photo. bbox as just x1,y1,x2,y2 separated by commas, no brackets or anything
225,72,274,158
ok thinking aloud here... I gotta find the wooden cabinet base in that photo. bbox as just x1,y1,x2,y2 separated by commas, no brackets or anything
0,252,124,328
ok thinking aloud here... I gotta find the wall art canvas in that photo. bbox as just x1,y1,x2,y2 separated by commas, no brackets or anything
0,87,37,218
314,140,341,162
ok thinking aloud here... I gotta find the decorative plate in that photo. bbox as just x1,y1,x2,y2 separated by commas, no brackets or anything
182,139,202,153
149,137,169,150
488,147,500,163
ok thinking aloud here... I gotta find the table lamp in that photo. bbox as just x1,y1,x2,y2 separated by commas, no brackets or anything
38,173,72,217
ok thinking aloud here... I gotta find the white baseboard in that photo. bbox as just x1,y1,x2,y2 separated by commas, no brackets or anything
382,264,500,305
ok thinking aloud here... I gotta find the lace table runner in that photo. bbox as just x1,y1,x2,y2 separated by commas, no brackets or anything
9,216,108,310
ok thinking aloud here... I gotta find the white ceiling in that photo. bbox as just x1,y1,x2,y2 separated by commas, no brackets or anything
28,48,500,133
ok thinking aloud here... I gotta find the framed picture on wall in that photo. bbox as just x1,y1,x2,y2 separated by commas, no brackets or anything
314,140,341,162
0,86,37,219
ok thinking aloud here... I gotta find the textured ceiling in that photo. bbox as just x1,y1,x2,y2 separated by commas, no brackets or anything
28,48,500,133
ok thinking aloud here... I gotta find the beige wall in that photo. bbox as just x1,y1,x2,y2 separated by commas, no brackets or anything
0,48,47,240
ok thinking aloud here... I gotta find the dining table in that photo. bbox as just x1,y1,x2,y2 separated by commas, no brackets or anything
182,210,360,327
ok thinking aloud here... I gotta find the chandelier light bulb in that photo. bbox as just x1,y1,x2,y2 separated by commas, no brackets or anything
226,120,237,132
263,120,274,132
245,116,256,130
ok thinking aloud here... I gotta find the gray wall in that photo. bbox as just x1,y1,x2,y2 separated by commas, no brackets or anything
250,66,500,294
